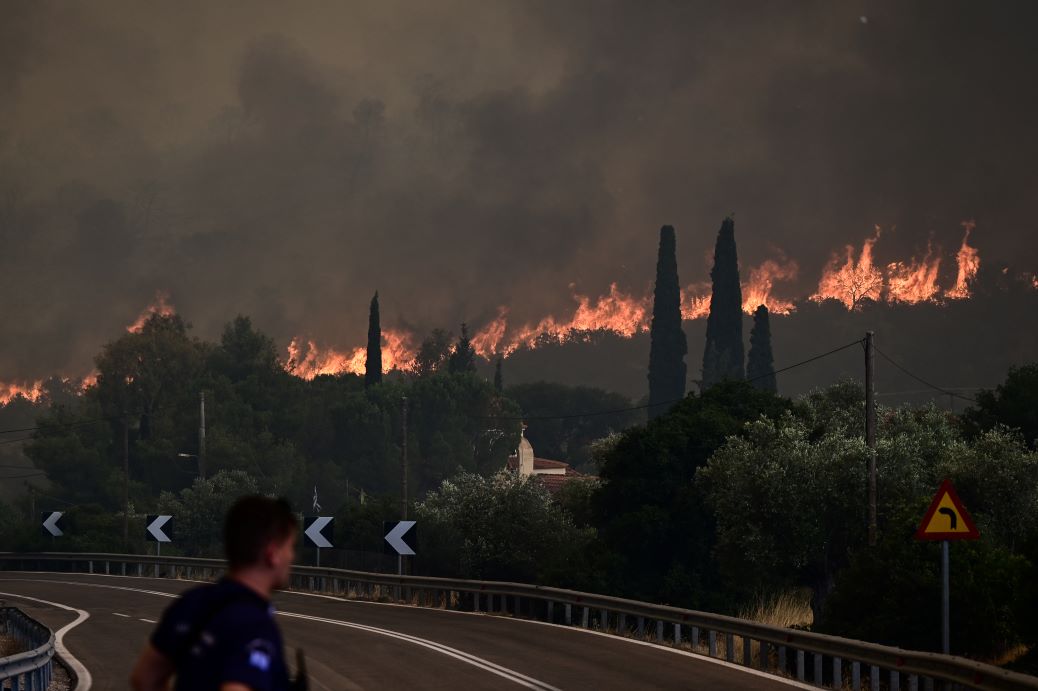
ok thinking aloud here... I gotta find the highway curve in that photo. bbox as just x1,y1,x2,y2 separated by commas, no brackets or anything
0,572,813,690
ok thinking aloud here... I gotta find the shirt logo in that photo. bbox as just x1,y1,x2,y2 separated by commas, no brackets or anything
249,650,271,671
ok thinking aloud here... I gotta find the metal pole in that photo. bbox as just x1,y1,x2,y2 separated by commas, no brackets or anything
401,397,408,520
865,331,877,547
199,391,206,480
157,542,160,558
123,416,130,549
316,546,320,568
942,540,950,654
397,553,402,576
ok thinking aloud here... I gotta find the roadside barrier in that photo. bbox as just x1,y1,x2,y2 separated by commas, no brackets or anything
2,552,1035,691
0,605,55,690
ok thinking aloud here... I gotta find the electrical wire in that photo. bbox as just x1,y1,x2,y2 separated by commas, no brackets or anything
479,337,866,421
873,346,977,403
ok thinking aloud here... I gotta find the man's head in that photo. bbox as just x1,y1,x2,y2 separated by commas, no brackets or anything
224,496,298,589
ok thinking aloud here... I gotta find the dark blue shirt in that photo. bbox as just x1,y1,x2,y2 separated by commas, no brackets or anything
152,578,291,691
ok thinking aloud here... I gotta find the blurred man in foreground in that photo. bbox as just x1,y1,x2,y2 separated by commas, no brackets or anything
131,496,305,691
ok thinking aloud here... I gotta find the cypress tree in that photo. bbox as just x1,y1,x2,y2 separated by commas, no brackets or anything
494,357,504,392
365,291,382,387
747,305,777,393
647,225,688,418
702,217,744,388
448,323,477,374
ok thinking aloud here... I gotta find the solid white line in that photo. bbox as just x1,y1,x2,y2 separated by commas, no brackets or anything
1,574,814,689
0,590,94,691
278,610,560,690
112,612,131,618
139,618,156,623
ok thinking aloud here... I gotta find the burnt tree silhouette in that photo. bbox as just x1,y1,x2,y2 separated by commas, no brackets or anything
648,225,687,418
747,305,777,393
494,357,504,392
702,217,744,388
448,323,477,374
365,291,382,387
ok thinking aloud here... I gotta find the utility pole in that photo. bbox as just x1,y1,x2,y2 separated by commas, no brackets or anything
865,331,877,547
123,415,130,549
400,396,408,520
199,391,207,480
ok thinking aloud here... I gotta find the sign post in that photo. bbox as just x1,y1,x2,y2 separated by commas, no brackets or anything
915,479,980,654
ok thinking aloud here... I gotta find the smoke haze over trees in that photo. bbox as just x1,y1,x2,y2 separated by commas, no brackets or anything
2,1,1038,388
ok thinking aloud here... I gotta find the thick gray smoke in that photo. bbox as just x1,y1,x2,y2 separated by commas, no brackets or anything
1,0,1036,384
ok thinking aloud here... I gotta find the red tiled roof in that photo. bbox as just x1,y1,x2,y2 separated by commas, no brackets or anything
533,458,568,470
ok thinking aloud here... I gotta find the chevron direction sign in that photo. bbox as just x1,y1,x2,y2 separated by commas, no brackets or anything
41,511,63,537
303,516,334,549
384,520,417,556
146,515,174,543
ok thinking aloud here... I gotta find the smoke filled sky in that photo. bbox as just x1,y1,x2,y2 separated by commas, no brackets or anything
2,0,1037,383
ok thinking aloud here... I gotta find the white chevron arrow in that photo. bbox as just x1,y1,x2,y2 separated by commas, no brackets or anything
42,511,63,537
305,516,333,548
385,520,416,556
147,515,172,543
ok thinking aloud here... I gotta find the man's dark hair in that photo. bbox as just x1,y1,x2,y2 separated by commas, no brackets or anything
224,496,298,569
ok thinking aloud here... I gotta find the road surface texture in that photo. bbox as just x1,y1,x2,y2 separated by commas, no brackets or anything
0,572,813,690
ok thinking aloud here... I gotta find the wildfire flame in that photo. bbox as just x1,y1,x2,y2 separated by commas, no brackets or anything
741,259,799,314
0,380,44,405
127,291,176,333
944,220,980,300
285,329,415,379
811,226,885,309
887,242,941,304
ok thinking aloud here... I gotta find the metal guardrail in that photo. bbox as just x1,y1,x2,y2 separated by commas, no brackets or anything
3,552,1037,691
0,606,55,690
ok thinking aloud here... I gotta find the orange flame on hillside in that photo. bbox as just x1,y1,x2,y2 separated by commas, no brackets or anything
944,221,980,299
811,226,885,309
127,291,176,333
285,329,415,379
742,259,799,314
887,242,941,304
0,380,44,405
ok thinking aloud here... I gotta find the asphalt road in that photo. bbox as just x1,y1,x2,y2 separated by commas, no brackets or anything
0,572,812,690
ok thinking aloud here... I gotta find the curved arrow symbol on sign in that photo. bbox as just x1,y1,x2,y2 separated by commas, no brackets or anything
42,512,63,537
147,515,173,543
385,520,416,556
304,516,333,548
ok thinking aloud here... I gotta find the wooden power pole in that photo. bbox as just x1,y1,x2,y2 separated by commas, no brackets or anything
865,331,877,547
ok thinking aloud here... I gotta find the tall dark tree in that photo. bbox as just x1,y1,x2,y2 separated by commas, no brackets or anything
747,305,777,393
365,292,382,388
702,217,744,388
647,225,687,418
448,323,477,374
494,357,504,393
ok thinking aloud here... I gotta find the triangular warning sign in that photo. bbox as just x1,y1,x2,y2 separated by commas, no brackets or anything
915,479,980,541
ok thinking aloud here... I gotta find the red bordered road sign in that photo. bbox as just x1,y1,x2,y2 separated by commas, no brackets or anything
915,479,980,541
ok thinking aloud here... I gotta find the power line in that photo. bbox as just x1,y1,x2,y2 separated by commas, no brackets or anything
873,346,977,404
0,417,109,436
479,337,865,421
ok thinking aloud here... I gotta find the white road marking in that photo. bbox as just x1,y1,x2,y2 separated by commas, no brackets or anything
112,612,131,618
0,590,94,691
1,574,816,689
139,618,156,623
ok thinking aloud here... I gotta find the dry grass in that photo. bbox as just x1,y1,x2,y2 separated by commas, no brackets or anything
985,643,1031,667
739,589,814,630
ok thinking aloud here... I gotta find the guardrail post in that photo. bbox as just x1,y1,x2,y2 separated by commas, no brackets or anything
154,562,159,578
743,636,752,666
546,600,553,621
105,560,110,575
908,674,918,691
692,626,700,650
890,670,899,691
600,609,608,631
870,665,879,691
122,562,126,576
137,563,142,577
581,607,589,628
760,642,768,671
88,560,93,574
655,620,663,643
637,617,645,639
708,631,717,658
778,646,786,672
833,657,842,688
852,661,861,690
725,633,734,662
796,650,805,681
814,653,823,687
673,623,680,646
564,603,572,625
618,613,626,635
